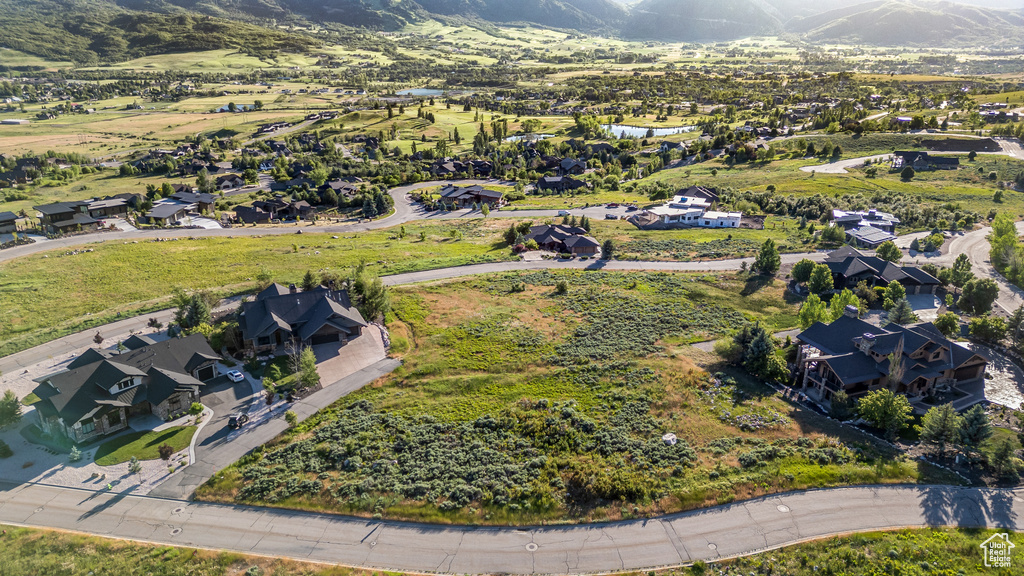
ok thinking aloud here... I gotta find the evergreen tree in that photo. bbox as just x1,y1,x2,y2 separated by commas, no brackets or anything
298,346,320,389
990,437,1019,479
886,298,917,326
128,456,142,475
601,239,615,260
919,403,961,458
753,239,781,275
362,197,377,218
958,404,992,460
301,269,319,292
0,390,22,427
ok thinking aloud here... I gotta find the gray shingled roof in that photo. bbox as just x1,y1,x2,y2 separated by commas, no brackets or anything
240,286,367,344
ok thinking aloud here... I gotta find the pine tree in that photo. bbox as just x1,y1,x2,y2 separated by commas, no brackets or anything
958,404,992,459
301,270,319,292
919,403,961,458
753,239,781,275
990,437,1019,479
886,298,917,326
128,456,142,475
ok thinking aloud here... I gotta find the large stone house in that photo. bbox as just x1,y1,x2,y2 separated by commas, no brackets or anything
795,313,987,402
34,201,99,234
239,283,367,354
31,335,221,444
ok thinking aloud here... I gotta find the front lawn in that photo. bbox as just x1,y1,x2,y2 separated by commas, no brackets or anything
93,426,196,466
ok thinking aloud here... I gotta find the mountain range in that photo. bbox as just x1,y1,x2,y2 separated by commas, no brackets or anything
1,0,1023,65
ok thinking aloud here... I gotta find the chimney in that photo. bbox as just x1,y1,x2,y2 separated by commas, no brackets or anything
289,283,297,294
844,305,859,319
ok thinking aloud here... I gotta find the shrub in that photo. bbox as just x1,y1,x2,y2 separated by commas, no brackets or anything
158,444,174,461
555,280,569,294
0,439,12,458
69,446,82,462
285,410,298,428
189,402,203,415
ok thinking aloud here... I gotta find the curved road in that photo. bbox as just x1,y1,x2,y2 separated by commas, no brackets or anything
0,179,634,265
0,481,1019,574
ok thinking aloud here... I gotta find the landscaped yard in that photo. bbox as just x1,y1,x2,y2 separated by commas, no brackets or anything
93,426,195,466
197,270,954,524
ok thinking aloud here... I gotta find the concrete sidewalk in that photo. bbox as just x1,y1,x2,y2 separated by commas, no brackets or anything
148,357,401,499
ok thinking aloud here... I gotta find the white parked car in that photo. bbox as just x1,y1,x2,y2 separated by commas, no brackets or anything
226,370,245,383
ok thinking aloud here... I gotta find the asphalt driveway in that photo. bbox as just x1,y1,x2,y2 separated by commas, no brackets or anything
196,375,253,452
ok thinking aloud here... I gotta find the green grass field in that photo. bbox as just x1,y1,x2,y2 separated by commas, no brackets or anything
0,219,516,357
196,270,949,524
93,426,195,465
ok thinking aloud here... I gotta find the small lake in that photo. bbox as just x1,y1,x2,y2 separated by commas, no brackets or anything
504,134,554,143
216,104,254,112
396,88,446,97
602,124,697,138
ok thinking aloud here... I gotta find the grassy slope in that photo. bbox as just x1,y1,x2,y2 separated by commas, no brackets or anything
196,271,951,525
0,220,514,357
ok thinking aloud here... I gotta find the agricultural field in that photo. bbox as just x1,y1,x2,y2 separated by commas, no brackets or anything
196,270,952,524
0,219,515,357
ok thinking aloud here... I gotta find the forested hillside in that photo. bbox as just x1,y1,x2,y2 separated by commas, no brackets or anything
0,1,315,64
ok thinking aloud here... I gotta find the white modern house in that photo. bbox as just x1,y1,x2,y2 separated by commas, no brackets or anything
643,194,741,228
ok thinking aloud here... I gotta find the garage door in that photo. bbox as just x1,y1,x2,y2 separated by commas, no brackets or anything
196,365,216,381
311,333,340,346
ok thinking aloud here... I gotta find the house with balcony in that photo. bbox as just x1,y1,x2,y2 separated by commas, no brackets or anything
794,312,987,404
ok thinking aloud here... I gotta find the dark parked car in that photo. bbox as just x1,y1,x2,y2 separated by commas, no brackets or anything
228,412,249,429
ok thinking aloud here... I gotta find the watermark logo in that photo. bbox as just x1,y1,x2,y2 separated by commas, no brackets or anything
980,533,1014,569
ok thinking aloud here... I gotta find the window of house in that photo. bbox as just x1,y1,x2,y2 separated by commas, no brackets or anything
258,336,271,346
80,418,95,434
107,411,121,426
116,379,135,391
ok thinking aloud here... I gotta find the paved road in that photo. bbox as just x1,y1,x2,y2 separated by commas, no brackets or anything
1,483,1020,574
907,223,1024,316
0,298,241,380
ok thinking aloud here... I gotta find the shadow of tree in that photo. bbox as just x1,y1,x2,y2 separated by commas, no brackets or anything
741,274,774,296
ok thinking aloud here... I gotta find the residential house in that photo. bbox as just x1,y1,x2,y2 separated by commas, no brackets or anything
86,197,129,219
795,312,987,402
320,180,361,200
145,202,189,226
34,201,99,234
215,174,245,190
824,246,939,294
640,187,740,229
239,283,367,354
524,224,600,256
172,191,217,214
0,211,19,233
891,151,960,171
438,184,505,208
558,158,587,176
536,175,587,193
845,225,898,249
832,209,899,234
233,205,272,224
30,334,220,444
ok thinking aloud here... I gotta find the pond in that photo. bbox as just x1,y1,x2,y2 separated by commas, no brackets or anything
602,124,698,138
216,104,255,112
396,88,446,97
504,134,554,143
